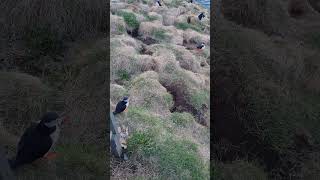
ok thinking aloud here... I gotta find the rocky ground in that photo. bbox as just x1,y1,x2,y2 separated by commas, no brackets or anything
110,0,210,179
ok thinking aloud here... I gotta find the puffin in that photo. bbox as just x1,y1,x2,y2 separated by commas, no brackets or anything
8,112,68,169
113,96,129,115
198,12,205,20
156,0,162,6
197,42,205,50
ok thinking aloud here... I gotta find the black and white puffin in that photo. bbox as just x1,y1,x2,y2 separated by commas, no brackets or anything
197,42,205,50
198,12,205,20
156,0,162,6
113,96,129,115
8,112,68,169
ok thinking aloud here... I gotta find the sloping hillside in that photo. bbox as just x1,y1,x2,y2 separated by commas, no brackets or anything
110,0,210,179
213,0,320,179
0,0,108,179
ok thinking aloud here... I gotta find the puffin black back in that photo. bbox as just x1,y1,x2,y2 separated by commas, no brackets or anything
0,0,108,179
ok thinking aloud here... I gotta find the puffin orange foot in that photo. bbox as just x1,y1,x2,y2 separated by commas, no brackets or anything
44,152,58,160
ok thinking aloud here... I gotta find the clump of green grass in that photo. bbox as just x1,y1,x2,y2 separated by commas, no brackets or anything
117,69,130,81
175,22,204,33
190,90,209,110
170,112,194,127
128,131,208,179
143,14,158,21
157,138,207,179
128,107,161,126
117,11,140,29
152,29,169,41
168,0,184,8
128,130,157,156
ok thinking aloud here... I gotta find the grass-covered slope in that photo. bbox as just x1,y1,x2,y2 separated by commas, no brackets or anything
110,0,210,179
213,0,320,179
0,0,107,179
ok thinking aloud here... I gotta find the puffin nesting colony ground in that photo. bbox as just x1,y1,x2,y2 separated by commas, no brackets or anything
110,0,210,179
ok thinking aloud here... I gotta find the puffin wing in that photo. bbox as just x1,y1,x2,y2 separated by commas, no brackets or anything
16,127,53,164
115,101,127,113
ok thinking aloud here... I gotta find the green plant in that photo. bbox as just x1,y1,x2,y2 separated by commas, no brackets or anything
190,90,209,110
143,14,158,21
118,11,140,29
117,69,130,81
156,138,207,179
128,107,160,126
175,22,204,32
128,131,157,155
170,112,194,127
152,29,169,41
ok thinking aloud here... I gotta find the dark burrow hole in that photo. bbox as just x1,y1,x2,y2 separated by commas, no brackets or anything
136,36,158,45
139,45,153,55
162,83,207,126
127,28,139,38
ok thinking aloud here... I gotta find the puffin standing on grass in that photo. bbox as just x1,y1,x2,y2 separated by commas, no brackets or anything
197,42,205,50
156,0,162,6
8,112,68,169
198,12,205,20
113,97,129,115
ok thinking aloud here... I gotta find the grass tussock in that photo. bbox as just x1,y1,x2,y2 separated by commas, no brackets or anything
117,11,140,29
0,72,52,135
0,0,107,40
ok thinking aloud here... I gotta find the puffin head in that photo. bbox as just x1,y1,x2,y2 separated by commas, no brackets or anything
39,112,59,128
123,96,129,102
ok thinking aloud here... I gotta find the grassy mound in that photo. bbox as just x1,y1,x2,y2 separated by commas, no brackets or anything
0,72,52,135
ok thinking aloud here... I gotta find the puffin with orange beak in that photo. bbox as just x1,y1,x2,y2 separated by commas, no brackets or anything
8,112,69,169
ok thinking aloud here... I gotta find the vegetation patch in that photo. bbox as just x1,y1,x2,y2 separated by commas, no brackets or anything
143,13,159,22
55,143,107,178
175,22,204,33
170,112,194,127
152,29,169,41
117,11,140,29
117,69,131,81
